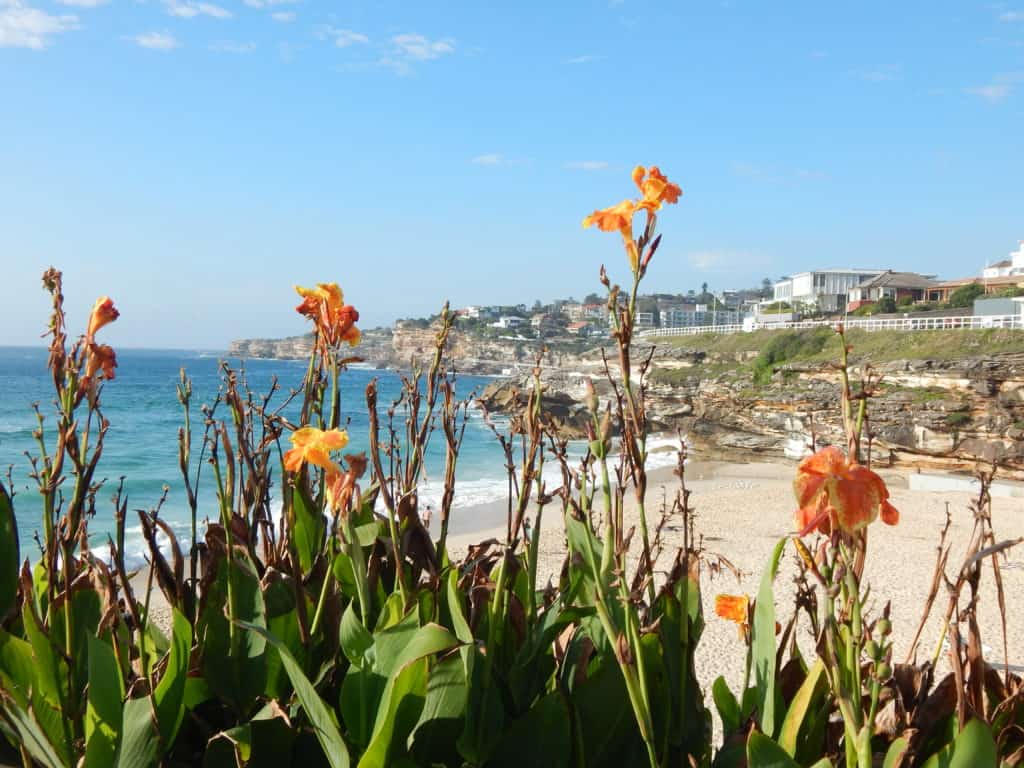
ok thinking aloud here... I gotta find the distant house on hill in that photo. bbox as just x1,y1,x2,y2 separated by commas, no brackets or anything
927,275,1024,303
982,241,1024,278
771,268,881,313
846,271,938,311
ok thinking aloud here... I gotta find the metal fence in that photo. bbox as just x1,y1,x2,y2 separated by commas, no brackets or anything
638,313,1024,339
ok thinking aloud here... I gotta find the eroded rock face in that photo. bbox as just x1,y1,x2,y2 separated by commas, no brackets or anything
477,348,1024,478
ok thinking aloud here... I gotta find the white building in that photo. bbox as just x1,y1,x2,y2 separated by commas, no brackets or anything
983,241,1024,279
462,305,497,320
659,306,740,328
491,316,524,329
635,311,656,329
771,269,881,313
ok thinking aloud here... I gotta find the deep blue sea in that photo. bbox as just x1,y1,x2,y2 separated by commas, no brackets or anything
0,346,508,565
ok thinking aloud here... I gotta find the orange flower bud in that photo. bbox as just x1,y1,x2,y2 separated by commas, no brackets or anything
87,297,119,339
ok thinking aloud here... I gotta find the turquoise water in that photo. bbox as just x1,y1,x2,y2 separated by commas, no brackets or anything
0,346,504,565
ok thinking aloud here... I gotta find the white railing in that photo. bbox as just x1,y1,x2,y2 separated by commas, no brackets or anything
638,314,1024,338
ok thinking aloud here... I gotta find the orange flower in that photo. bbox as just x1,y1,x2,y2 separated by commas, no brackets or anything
793,446,900,536
633,165,683,212
86,297,119,339
324,453,368,517
582,200,641,271
85,343,117,381
295,283,361,348
715,594,751,639
283,426,349,474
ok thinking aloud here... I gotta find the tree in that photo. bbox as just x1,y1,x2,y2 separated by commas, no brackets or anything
701,281,708,295
761,277,772,298
583,292,602,305
876,296,898,314
532,299,543,312
947,283,985,308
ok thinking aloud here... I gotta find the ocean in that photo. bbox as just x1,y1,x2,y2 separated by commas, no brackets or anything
0,346,680,567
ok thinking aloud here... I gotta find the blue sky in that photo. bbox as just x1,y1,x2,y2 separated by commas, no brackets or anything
1,0,1022,348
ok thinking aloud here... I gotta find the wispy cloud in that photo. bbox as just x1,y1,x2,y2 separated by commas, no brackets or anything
210,39,256,53
243,0,296,7
854,64,900,82
319,26,368,47
999,10,1024,21
566,54,603,64
732,161,829,183
472,153,504,167
391,33,454,61
166,0,232,19
687,249,768,272
128,31,180,50
965,71,1024,102
0,0,78,49
55,0,107,6
270,10,294,22
565,160,609,171
809,49,828,59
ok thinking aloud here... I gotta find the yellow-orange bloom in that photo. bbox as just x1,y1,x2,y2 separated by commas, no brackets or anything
633,165,683,212
324,453,368,517
85,343,117,381
715,594,751,639
283,426,349,475
793,446,899,536
295,283,361,348
582,200,640,271
86,297,119,339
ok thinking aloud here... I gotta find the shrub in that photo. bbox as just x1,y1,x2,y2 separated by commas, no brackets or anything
947,282,985,308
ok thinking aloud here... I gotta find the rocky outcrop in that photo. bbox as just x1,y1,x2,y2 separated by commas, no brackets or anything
227,330,394,366
480,349,1024,478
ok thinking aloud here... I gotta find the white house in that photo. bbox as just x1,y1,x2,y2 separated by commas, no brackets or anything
491,316,524,329
983,241,1024,279
771,269,881,313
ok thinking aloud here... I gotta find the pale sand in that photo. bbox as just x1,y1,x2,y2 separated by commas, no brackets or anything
140,460,1024,722
445,460,1024,703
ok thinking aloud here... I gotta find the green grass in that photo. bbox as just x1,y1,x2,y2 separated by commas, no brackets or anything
664,328,1024,365
945,411,972,428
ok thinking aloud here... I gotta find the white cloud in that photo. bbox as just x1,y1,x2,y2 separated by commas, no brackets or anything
0,0,78,49
565,160,609,171
391,33,454,61
129,30,179,50
270,10,294,21
209,39,256,53
965,72,1024,102
855,64,900,82
321,26,368,47
566,54,603,64
999,10,1024,21
732,161,829,183
966,83,1011,102
166,0,231,19
55,0,107,6
687,250,766,272
243,0,295,6
472,153,504,166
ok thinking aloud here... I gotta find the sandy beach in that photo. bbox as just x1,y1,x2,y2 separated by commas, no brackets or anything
445,459,1024,702
140,458,1024,724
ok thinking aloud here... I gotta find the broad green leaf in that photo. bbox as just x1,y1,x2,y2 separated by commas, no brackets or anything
0,630,35,708
0,483,18,619
21,597,72,765
262,576,307,701
712,676,741,735
753,537,787,737
408,654,468,767
920,717,996,768
487,691,572,768
203,706,295,768
0,692,66,768
237,620,350,768
340,601,373,667
49,586,102,710
115,697,160,768
153,608,190,748
746,729,799,768
292,484,324,575
85,634,125,767
778,658,827,757
357,658,429,768
883,737,909,768
571,651,643,768
456,645,504,765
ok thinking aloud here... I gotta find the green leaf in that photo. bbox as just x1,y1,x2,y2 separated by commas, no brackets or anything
115,697,160,768
0,692,66,768
237,620,350,768
292,484,324,575
778,658,827,758
746,729,799,768
21,596,72,764
85,634,125,767
203,705,296,768
0,483,18,619
408,654,468,767
487,691,572,768
920,717,996,768
753,537,787,737
883,737,909,768
0,630,35,709
153,608,190,748
571,656,643,768
712,676,741,735
340,601,373,667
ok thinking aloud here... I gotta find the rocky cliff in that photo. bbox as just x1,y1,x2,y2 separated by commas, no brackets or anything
480,344,1024,478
